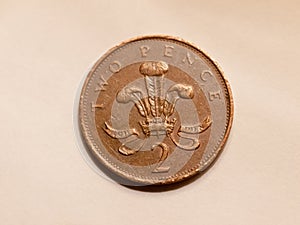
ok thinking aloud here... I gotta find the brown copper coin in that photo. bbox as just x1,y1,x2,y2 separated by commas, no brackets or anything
79,35,233,185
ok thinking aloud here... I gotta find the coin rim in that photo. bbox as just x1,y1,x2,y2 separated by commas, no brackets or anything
78,34,234,185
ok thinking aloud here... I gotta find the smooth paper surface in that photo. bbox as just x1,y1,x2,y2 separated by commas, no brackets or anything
1,1,299,225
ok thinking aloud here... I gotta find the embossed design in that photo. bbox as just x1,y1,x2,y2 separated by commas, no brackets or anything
103,61,212,172
164,45,174,57
209,90,221,101
182,52,194,65
109,61,122,73
94,75,108,92
140,45,150,57
200,70,213,81
91,102,104,112
79,35,234,185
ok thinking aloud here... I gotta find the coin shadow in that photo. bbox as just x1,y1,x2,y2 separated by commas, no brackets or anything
122,172,203,192
123,133,232,192
75,115,195,190
80,125,233,192
80,136,140,186
82,131,231,192
83,138,202,191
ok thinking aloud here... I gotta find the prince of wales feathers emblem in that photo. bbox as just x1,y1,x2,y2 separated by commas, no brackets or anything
104,61,212,172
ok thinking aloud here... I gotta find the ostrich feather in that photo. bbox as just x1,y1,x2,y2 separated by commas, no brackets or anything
117,88,148,117
145,76,163,117
135,99,147,117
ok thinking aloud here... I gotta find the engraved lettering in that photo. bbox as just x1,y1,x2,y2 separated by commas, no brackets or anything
209,90,221,101
109,61,121,73
200,70,213,81
164,45,174,57
140,45,150,57
182,52,194,65
94,75,108,92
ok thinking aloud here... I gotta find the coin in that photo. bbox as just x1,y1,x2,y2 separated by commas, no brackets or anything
79,35,233,185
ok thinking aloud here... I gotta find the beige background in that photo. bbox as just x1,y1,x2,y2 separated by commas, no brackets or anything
1,0,300,224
